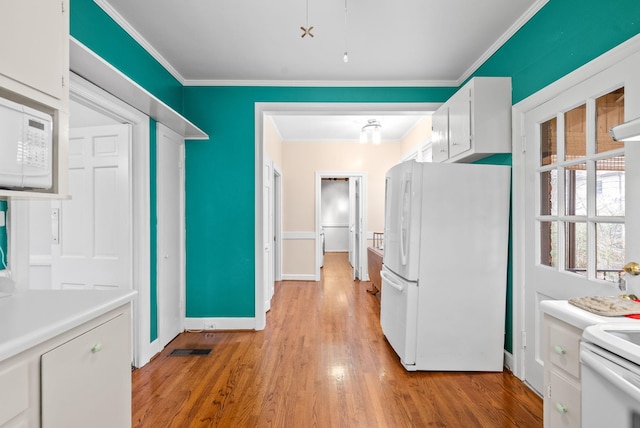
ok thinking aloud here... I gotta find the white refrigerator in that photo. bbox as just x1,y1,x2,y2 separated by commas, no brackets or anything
380,160,511,372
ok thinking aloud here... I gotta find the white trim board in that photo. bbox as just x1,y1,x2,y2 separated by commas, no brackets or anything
283,232,315,240
281,274,317,282
184,317,256,331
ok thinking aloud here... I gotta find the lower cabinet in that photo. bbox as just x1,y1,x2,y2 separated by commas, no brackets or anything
543,313,583,428
0,304,131,428
41,312,131,428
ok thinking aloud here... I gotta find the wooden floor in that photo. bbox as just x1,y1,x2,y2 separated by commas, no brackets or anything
132,252,543,427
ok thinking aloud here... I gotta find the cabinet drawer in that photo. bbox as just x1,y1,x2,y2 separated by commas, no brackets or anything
0,363,28,426
547,370,580,428
41,313,131,428
548,321,581,379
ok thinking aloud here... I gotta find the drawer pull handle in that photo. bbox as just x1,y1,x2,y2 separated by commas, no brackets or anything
555,403,568,414
553,345,566,355
91,343,103,353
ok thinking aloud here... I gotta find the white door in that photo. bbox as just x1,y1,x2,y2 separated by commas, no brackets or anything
348,178,355,269
522,51,640,393
354,177,362,279
348,177,358,280
349,177,363,280
263,159,273,312
51,124,131,290
156,123,184,348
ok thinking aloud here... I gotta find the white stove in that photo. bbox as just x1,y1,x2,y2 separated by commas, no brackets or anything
581,323,640,428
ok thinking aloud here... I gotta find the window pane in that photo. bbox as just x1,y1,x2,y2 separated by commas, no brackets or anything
597,223,625,283
596,156,625,216
540,170,558,216
565,222,587,276
596,88,625,153
565,164,587,216
541,117,557,166
540,221,558,267
565,105,586,160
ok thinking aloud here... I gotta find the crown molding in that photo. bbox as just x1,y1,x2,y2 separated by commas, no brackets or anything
456,0,550,85
182,79,458,87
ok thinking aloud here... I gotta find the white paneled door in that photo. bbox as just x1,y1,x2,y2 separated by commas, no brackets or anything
51,124,131,290
522,49,640,394
156,123,184,349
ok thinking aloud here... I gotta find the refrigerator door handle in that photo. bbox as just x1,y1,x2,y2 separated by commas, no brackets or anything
400,173,410,266
381,270,404,292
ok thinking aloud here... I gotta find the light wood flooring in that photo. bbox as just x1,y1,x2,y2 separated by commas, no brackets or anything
132,252,543,427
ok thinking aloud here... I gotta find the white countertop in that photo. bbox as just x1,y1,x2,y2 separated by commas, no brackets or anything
540,299,640,330
0,289,137,362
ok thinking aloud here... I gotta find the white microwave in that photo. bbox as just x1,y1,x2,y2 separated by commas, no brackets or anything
0,96,53,190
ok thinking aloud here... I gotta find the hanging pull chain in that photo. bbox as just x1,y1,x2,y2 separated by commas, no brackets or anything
301,0,314,38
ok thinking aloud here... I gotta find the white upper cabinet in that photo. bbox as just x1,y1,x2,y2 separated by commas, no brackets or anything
431,106,449,163
0,0,68,100
0,0,69,198
432,77,512,163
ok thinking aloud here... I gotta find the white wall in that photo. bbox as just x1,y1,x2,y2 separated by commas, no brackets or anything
321,179,349,252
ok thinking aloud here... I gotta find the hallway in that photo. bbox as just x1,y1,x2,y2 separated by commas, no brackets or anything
132,252,542,427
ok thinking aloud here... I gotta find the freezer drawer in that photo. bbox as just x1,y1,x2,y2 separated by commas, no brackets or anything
380,267,418,368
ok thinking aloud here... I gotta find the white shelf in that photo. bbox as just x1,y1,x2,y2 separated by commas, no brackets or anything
69,37,208,141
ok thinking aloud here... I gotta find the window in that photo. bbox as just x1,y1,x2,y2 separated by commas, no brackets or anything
538,87,625,282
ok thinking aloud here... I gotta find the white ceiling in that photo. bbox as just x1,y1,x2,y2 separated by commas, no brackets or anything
269,113,430,143
97,0,545,141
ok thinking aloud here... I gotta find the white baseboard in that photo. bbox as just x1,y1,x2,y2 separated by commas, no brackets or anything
281,274,317,281
136,338,162,368
503,350,514,373
184,317,256,331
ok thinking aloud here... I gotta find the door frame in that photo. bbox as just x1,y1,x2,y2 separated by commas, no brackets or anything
262,154,280,313
316,172,367,282
255,102,436,330
511,34,640,381
156,123,186,349
68,74,153,366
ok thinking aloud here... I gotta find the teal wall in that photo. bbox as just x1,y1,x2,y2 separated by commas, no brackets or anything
70,0,183,112
475,0,640,103
182,87,454,317
69,0,640,349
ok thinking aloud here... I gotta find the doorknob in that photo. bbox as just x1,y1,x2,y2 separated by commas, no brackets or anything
623,262,640,276
619,262,640,293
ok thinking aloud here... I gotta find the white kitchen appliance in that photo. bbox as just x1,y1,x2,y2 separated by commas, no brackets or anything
380,160,511,371
581,323,640,427
0,96,53,190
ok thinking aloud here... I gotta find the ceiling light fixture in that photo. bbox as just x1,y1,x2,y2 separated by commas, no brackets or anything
360,119,382,144
343,0,349,63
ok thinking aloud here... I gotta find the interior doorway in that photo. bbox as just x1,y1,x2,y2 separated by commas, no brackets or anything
262,156,282,313
316,172,367,282
255,102,438,331
15,73,154,367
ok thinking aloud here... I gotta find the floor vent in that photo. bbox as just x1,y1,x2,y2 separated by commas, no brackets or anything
169,348,212,357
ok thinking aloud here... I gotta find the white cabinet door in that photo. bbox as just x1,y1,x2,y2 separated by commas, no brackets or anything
431,77,511,163
448,87,472,158
0,0,67,100
431,106,449,163
41,312,131,428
